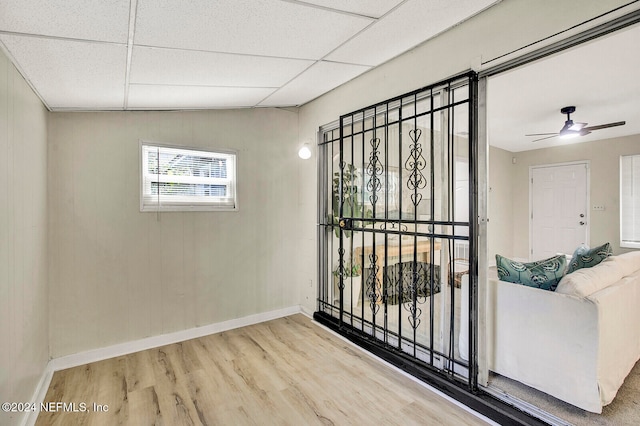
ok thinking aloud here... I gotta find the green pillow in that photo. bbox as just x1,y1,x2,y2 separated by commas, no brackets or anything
567,242,612,274
496,254,567,291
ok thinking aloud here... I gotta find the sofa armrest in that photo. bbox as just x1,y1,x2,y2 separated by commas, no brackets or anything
486,278,602,412
588,271,640,406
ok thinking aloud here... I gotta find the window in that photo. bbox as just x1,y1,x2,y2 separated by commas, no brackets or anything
620,154,640,248
140,142,237,212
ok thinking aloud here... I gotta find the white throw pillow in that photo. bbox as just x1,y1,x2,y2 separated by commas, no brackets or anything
555,258,624,297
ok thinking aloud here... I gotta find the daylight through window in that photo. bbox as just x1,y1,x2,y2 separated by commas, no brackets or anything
620,154,640,248
141,143,237,211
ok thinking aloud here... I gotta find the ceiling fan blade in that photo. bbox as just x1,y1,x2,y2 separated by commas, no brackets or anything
532,135,559,143
525,132,558,137
582,121,626,132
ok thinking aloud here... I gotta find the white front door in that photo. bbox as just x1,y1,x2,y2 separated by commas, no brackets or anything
531,163,589,260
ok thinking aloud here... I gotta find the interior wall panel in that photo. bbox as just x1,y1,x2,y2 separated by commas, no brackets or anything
487,146,514,264
48,108,300,358
510,134,640,259
297,0,633,313
0,50,49,426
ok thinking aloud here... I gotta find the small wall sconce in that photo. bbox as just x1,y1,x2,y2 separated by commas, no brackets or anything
298,143,312,160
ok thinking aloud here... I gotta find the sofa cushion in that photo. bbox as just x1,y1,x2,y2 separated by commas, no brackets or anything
609,250,640,277
567,242,613,273
556,257,624,297
495,254,566,291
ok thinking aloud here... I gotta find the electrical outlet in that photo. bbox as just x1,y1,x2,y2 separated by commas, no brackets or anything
593,205,606,211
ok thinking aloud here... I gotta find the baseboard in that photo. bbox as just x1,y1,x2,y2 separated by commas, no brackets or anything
22,305,302,426
300,304,315,318
20,365,55,426
49,305,301,371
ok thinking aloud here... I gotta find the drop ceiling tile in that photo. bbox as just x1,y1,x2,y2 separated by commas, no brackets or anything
0,35,126,109
130,47,314,87
134,0,373,60
295,0,404,18
326,0,498,66
0,0,130,43
127,85,276,109
258,61,371,107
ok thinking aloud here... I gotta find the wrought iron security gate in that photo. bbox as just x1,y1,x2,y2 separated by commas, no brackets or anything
316,72,478,390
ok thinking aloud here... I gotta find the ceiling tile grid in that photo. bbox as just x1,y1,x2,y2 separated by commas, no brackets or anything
0,34,127,109
129,47,314,88
326,0,499,66
259,60,372,107
133,0,374,60
0,0,130,42
0,0,501,110
293,0,404,19
127,85,277,110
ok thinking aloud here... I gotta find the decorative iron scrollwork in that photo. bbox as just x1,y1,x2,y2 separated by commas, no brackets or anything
366,138,383,206
338,161,348,209
403,264,423,330
398,262,442,330
337,247,346,291
404,128,427,207
378,222,408,232
366,253,382,315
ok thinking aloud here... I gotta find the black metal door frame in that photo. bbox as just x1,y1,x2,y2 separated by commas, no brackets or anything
316,71,479,390
314,72,546,425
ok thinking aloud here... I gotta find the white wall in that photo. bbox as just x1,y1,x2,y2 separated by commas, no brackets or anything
487,146,514,264
48,109,301,358
298,0,634,312
0,51,49,426
509,134,640,258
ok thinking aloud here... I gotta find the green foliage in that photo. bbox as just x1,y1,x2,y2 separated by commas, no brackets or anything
330,164,373,238
332,261,362,278
330,164,373,278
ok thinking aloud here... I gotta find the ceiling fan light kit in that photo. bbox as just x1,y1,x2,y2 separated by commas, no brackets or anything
526,106,625,143
559,130,581,139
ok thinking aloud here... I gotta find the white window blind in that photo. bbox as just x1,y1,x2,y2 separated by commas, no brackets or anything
620,154,640,248
141,143,237,212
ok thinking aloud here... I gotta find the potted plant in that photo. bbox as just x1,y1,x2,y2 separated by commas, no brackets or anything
330,163,372,307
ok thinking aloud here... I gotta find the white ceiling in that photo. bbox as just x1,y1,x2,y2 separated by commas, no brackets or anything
488,22,640,152
0,0,498,111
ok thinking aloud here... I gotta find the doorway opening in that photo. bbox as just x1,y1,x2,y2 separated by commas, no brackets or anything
316,71,478,390
481,13,640,426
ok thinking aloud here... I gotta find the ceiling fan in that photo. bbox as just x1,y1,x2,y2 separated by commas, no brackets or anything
526,106,626,142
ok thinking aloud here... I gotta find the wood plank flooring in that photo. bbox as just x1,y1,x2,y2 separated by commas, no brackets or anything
36,314,490,425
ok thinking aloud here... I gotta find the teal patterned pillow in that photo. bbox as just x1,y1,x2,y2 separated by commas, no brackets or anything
567,242,612,273
496,254,567,291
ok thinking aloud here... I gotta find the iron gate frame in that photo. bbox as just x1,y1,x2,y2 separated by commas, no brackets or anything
315,70,479,392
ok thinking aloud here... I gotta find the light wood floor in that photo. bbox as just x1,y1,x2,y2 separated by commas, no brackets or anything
36,314,490,425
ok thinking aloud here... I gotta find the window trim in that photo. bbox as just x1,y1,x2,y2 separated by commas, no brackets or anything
139,140,238,212
620,154,640,248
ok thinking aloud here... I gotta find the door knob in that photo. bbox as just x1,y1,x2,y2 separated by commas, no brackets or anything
579,213,585,218
339,218,352,229
579,221,585,226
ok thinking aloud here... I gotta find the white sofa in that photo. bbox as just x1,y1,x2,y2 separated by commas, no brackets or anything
486,251,640,413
